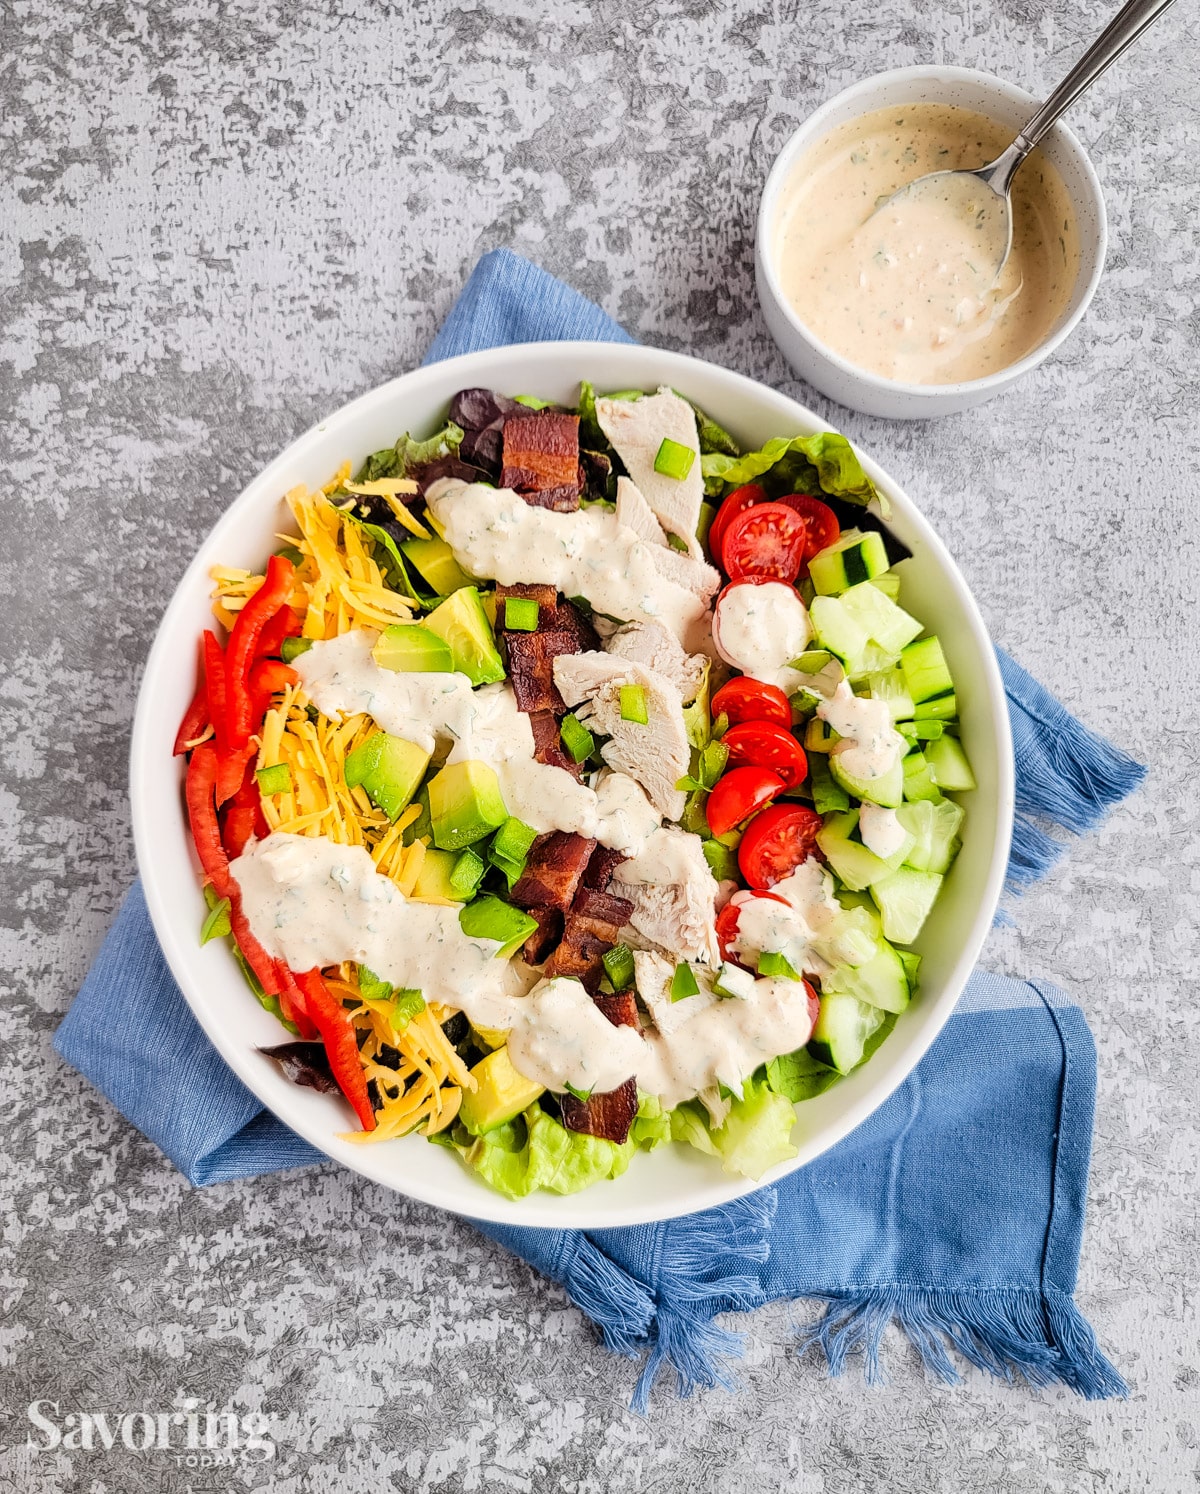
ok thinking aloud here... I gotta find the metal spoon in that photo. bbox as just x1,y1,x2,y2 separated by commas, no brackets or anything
878,0,1179,280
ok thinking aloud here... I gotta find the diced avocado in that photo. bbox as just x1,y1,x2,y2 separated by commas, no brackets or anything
809,529,889,596
809,595,870,675
829,753,905,809
428,760,509,850
458,1045,544,1135
809,992,886,1073
897,798,964,874
401,536,475,596
422,587,505,686
924,734,977,792
372,623,454,674
458,895,539,958
822,940,910,1014
402,786,433,845
870,866,944,944
817,810,908,891
450,848,487,899
410,846,462,903
902,749,943,804
471,1023,511,1051
900,636,954,703
344,732,431,821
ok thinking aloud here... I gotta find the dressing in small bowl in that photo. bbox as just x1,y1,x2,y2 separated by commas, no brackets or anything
755,68,1107,419
774,103,1081,386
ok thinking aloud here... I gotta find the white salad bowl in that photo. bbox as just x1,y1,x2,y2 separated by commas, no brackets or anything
755,66,1108,419
131,341,1013,1229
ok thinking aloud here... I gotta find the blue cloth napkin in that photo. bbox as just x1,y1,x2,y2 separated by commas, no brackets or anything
56,248,1143,1409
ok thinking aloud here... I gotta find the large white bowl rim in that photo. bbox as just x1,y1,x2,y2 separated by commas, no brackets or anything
131,341,1014,1228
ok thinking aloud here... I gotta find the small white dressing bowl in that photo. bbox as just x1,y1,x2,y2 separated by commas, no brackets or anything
755,67,1108,419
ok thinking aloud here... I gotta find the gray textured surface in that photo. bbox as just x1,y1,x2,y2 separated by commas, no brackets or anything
2,0,1198,1488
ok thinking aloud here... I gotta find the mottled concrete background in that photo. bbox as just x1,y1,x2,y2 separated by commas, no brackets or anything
2,0,1198,1489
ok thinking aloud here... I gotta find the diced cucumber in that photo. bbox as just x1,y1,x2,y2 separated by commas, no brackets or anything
868,570,902,602
834,887,883,933
809,992,887,1073
817,810,907,891
866,668,915,722
897,798,964,874
830,753,904,809
846,640,900,682
809,530,889,595
902,749,943,803
809,595,870,674
900,636,954,703
925,734,977,792
898,950,922,990
808,753,849,814
823,940,910,1014
915,692,957,721
840,582,924,655
870,867,943,944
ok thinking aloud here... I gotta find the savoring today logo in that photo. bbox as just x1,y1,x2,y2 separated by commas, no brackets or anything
25,1397,276,1465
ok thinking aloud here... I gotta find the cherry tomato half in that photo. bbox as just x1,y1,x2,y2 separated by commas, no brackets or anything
705,765,784,838
722,502,809,584
707,484,764,567
710,677,792,730
737,804,825,890
715,890,787,963
722,720,808,791
775,494,840,573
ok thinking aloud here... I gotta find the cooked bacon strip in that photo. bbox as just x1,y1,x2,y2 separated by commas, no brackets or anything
543,885,633,988
559,1076,638,1143
495,581,558,627
594,989,639,1029
582,844,627,892
510,831,597,913
551,598,600,652
518,484,581,513
527,709,583,779
560,987,640,1142
521,905,564,965
500,412,582,505
506,628,578,713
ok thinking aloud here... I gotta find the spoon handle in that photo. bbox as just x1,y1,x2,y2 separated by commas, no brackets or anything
984,0,1177,193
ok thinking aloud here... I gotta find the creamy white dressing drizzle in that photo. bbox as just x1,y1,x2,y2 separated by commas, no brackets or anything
293,633,659,852
425,478,707,642
294,629,476,753
230,833,531,1030
232,834,815,1109
729,857,857,978
714,581,813,695
818,679,906,782
858,804,908,859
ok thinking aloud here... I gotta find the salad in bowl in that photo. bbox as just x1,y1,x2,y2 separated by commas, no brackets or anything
172,377,977,1202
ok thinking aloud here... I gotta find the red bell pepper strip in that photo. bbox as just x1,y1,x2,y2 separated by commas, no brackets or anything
255,605,303,661
215,744,254,809
249,657,299,698
221,761,268,859
185,742,233,901
228,901,283,997
174,641,210,756
226,555,295,750
202,631,230,750
293,967,376,1131
276,964,319,1041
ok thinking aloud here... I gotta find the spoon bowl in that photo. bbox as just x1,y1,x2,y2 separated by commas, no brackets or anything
871,0,1176,282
